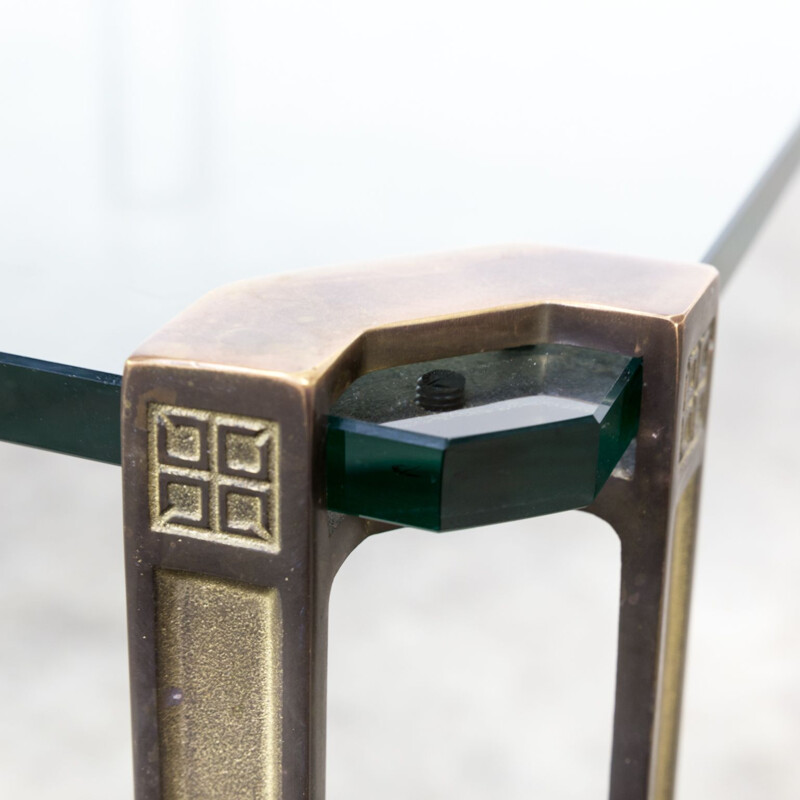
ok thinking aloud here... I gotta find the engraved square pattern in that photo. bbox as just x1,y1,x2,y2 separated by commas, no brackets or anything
680,327,714,460
149,404,279,548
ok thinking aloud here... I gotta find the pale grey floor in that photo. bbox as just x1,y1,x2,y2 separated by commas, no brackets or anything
1,176,799,797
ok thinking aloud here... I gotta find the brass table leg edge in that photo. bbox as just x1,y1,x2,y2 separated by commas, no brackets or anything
593,319,714,800
651,468,702,800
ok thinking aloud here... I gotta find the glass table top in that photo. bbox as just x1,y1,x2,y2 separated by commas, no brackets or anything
1,1,799,373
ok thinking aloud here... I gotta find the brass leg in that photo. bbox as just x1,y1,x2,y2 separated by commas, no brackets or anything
123,375,332,799
591,470,701,800
590,322,713,800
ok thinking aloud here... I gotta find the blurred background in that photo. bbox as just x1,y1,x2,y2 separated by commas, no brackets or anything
1,1,799,798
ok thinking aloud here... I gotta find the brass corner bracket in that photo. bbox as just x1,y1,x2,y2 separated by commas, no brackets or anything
122,244,719,800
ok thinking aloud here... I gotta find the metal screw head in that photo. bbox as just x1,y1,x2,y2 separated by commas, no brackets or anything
415,369,466,412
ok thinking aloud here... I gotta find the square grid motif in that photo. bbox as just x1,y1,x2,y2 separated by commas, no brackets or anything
680,326,714,460
149,404,279,550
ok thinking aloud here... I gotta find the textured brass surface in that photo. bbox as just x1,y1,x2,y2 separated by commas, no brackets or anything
148,404,280,550
155,570,282,800
680,326,714,460
123,244,719,800
651,470,702,799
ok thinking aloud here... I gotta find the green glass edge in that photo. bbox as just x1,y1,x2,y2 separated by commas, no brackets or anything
326,354,643,531
594,357,643,491
326,415,447,530
438,413,601,531
0,352,122,465
1,349,642,530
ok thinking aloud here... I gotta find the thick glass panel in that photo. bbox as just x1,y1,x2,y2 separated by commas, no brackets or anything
0,353,122,464
327,345,642,530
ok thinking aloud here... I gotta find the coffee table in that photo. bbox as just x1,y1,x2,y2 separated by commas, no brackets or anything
2,3,800,798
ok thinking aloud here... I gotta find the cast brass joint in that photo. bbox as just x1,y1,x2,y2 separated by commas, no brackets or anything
122,244,718,800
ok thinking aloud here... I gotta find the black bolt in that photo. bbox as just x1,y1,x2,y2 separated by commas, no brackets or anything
415,369,466,412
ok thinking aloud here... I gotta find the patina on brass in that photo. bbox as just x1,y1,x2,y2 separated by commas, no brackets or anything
155,570,282,799
122,244,718,800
